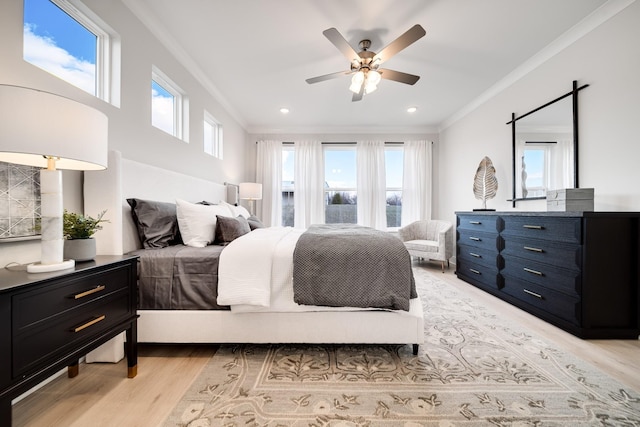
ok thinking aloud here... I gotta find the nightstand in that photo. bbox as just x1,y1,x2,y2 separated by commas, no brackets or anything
0,255,138,426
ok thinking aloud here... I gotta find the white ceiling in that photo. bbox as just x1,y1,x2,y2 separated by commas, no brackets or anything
123,0,611,134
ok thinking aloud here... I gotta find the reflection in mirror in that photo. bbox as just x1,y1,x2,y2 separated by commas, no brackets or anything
514,96,573,199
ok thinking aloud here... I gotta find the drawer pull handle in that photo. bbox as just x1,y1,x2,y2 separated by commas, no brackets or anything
469,221,481,225
73,315,106,333
469,237,481,241
524,246,544,253
523,267,543,276
523,289,543,299
523,225,544,230
469,252,481,258
469,268,481,275
73,285,106,299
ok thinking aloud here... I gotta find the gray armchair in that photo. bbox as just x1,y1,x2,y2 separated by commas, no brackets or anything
398,220,454,272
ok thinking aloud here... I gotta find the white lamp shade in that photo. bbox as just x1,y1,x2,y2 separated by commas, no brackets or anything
0,85,108,273
239,182,262,200
0,84,108,170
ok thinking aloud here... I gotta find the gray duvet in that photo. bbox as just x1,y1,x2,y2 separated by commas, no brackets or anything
131,245,229,310
292,224,416,311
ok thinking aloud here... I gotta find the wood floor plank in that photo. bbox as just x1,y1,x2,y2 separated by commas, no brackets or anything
12,263,640,426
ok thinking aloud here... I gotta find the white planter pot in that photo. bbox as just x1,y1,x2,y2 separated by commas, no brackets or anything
63,238,96,262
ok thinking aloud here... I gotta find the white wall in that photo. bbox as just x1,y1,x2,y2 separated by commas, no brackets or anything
0,0,249,266
438,2,640,228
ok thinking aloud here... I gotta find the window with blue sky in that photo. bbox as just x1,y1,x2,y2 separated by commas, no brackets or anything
24,0,97,95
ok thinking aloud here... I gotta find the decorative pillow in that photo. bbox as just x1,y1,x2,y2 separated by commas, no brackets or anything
126,198,181,248
214,215,251,245
220,200,251,219
176,199,233,247
247,215,266,230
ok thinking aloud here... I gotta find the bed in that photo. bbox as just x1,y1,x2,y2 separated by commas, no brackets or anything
84,150,424,353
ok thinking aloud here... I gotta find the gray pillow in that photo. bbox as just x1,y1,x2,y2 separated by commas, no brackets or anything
127,198,181,248
247,215,266,230
215,215,250,245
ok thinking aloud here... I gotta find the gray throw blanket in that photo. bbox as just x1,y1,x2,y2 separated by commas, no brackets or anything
293,224,416,311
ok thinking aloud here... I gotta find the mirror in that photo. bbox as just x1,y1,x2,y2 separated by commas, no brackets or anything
509,81,588,206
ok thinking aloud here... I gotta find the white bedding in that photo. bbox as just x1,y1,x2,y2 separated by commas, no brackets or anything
218,226,399,314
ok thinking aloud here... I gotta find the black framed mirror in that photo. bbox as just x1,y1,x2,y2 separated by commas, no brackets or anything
507,80,588,207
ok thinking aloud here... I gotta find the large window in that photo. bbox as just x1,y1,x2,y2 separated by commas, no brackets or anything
23,0,119,104
152,67,188,140
280,143,405,228
203,111,223,159
282,146,294,226
324,146,357,224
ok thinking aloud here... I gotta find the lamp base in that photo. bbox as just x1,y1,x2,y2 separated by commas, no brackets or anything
27,259,75,273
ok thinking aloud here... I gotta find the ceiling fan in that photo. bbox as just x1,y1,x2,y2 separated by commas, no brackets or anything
306,24,426,102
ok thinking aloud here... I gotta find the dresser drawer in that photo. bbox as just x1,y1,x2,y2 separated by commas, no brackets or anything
457,243,501,270
502,275,580,326
457,215,502,233
457,229,502,252
13,265,130,331
13,292,131,378
456,258,501,290
502,236,581,271
502,216,581,244
502,257,581,297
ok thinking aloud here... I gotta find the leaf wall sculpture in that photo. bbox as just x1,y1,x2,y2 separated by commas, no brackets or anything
473,156,498,210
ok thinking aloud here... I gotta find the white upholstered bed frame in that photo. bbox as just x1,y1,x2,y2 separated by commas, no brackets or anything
84,151,424,349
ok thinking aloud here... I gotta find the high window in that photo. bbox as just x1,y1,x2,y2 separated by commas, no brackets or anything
23,0,120,105
203,111,223,158
152,67,188,140
324,146,357,224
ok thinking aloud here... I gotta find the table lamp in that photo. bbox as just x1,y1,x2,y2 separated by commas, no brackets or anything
0,84,108,273
239,182,262,216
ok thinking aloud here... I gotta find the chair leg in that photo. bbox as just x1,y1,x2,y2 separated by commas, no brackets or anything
441,261,445,273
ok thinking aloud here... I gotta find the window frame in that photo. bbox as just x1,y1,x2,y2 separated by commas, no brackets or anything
384,145,404,228
151,66,189,141
323,144,358,224
24,0,121,106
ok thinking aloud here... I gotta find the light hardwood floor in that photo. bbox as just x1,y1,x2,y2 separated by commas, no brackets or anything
13,262,640,426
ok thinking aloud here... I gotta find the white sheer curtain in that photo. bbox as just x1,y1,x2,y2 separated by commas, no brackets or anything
401,140,432,225
550,138,574,190
357,140,387,230
294,140,324,228
256,140,282,226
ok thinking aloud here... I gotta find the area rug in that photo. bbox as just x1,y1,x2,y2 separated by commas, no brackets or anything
163,268,640,426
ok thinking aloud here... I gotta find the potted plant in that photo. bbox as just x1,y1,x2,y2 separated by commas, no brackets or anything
63,209,108,262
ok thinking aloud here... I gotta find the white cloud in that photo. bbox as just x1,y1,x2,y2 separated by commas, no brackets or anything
23,24,95,95
151,88,175,135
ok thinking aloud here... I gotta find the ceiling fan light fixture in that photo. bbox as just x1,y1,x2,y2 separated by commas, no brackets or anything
364,70,381,94
349,71,365,94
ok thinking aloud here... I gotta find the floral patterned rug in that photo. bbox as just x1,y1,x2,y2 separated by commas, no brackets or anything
163,268,640,426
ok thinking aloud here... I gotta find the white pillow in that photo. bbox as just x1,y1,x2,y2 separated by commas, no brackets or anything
176,199,233,247
220,200,251,219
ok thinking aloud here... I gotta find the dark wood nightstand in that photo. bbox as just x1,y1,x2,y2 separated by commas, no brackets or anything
0,255,138,426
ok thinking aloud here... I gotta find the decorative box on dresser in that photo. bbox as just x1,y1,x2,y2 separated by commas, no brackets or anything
456,212,640,339
0,255,138,426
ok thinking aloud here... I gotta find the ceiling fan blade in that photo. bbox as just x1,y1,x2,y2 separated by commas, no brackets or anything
306,70,353,84
373,24,426,64
323,27,360,63
378,68,421,85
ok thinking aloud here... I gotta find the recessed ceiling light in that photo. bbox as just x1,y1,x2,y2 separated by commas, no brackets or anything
407,106,418,113
280,107,289,114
